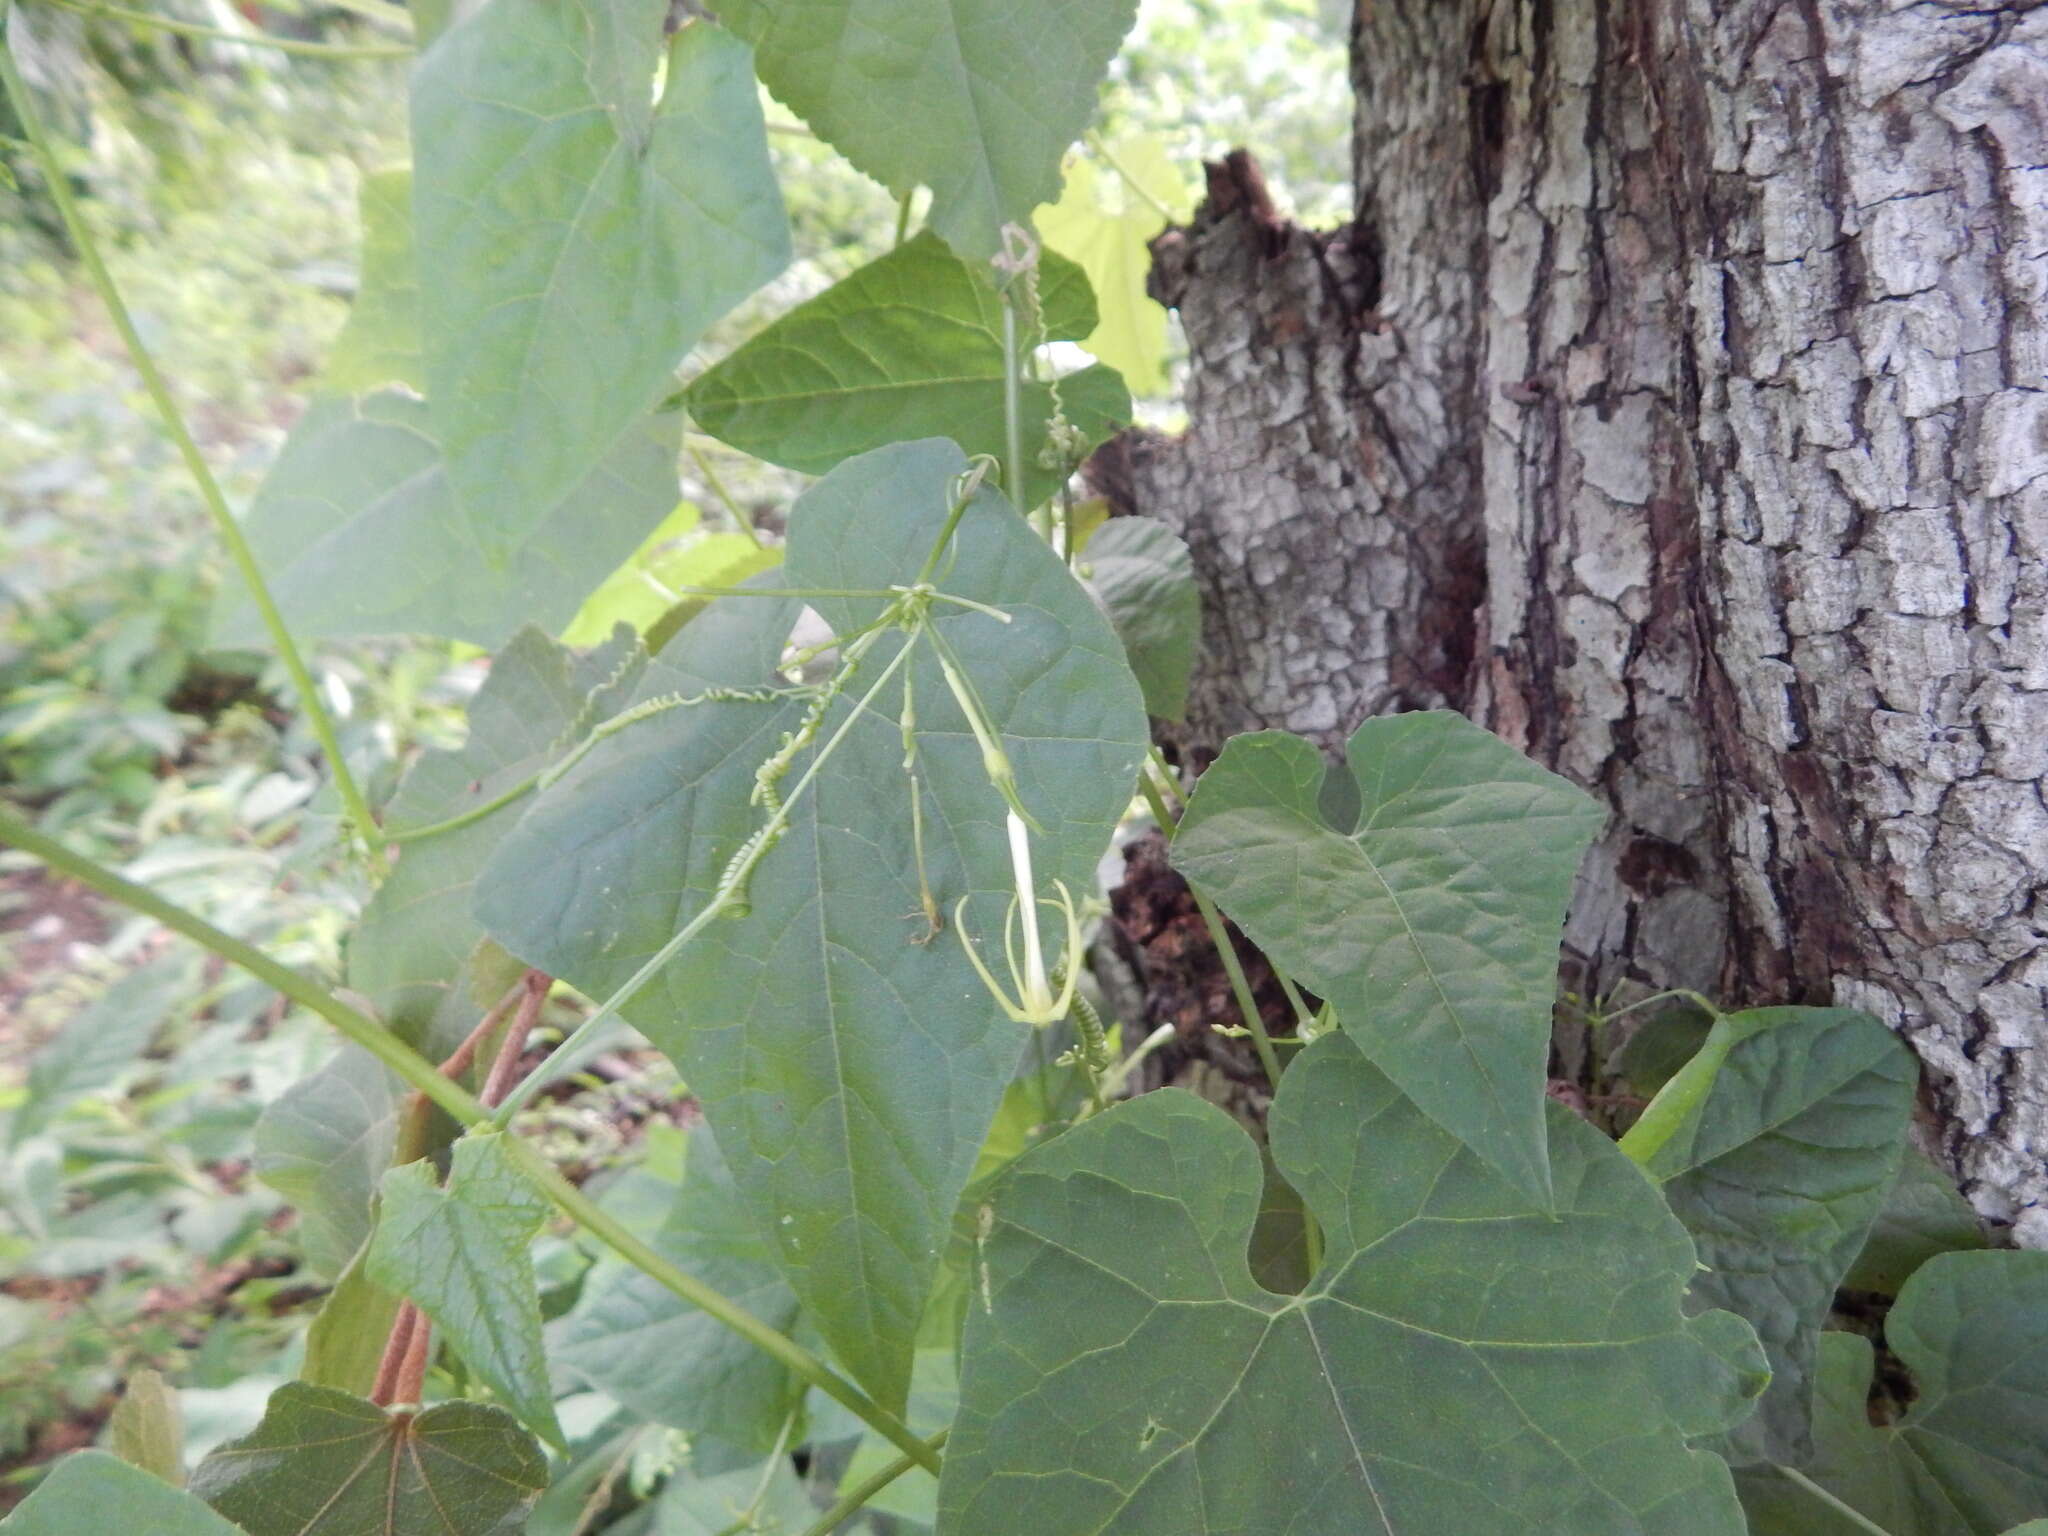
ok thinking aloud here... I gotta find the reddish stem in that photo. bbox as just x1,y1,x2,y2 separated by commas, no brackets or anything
370,1302,419,1406
393,1304,433,1405
481,970,550,1109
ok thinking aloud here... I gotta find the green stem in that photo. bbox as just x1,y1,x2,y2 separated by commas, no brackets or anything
1773,1467,1896,1536
1099,1021,1174,1099
893,186,917,248
0,808,940,1476
1275,971,1316,1030
0,45,387,874
798,1431,949,1536
685,438,761,549
1000,291,1033,530
489,628,922,1124
37,0,411,58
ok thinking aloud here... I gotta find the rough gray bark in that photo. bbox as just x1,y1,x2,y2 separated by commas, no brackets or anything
1112,0,2048,1241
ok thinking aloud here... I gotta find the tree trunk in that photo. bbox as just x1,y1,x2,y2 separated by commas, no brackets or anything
1108,0,2048,1241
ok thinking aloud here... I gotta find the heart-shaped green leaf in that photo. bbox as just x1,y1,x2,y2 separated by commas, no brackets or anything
215,390,682,648
189,1383,546,1536
412,11,787,560
937,1032,1765,1534
1171,711,1605,1204
478,438,1149,1411
1737,1252,2048,1534
687,231,1130,509
1,1451,241,1535
368,1133,562,1449
1082,516,1198,721
716,0,1140,262
1624,1006,1916,1465
550,1123,800,1455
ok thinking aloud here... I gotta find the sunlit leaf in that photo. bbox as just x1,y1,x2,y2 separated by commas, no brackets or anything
1737,1252,2048,1535
479,439,1149,1411
412,10,787,565
1036,137,1185,394
550,1124,800,1456
1082,516,1198,720
1171,711,1605,1204
0,1451,241,1534
301,1244,402,1399
687,231,1130,509
937,1032,1765,1534
717,0,1140,262
367,1133,562,1449
559,504,775,650
189,1382,546,1536
108,1371,186,1488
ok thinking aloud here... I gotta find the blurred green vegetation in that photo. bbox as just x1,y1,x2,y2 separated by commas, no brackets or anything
0,0,1345,1506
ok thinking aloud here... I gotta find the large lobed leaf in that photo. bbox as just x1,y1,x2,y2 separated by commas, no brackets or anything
368,1133,563,1449
1170,711,1606,1205
687,230,1129,510
1035,136,1184,395
937,1032,1766,1534
717,0,1141,262
1625,1006,1916,1465
478,438,1149,1412
412,9,788,567
188,1383,545,1536
1738,1252,2048,1535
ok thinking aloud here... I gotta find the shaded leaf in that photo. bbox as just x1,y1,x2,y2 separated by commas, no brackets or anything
189,1383,547,1536
350,624,646,1046
1737,1253,2048,1532
687,231,1130,509
937,1032,1764,1534
413,11,787,562
367,1133,562,1448
1844,1145,1987,1297
479,438,1149,1412
322,167,421,396
0,1451,241,1534
1082,516,1198,720
550,1124,800,1456
1035,137,1184,395
1171,711,1605,1204
252,1045,399,1281
718,0,1140,262
650,1455,813,1535
1625,1007,1915,1465
838,1349,956,1527
214,390,682,649
109,1370,186,1487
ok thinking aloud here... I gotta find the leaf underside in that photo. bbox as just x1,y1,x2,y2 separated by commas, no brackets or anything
0,1451,241,1535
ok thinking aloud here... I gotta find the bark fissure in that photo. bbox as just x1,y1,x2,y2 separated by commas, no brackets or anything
1105,0,2048,1238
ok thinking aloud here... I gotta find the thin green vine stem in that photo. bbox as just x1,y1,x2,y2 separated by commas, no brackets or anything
488,625,923,1125
1772,1467,1896,1536
893,186,916,248
1000,290,1031,527
798,1430,950,1536
0,808,940,1476
1135,772,1285,1089
685,438,761,549
0,44,388,874
36,0,412,59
